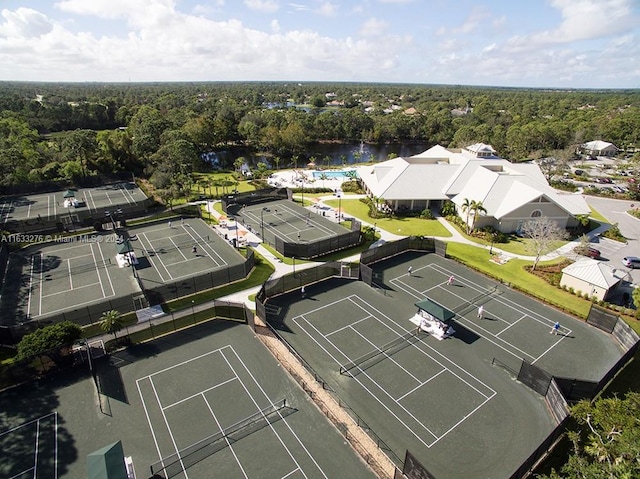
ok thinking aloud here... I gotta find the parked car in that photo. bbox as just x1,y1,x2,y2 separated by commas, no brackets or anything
596,177,612,184
622,256,640,268
574,245,601,258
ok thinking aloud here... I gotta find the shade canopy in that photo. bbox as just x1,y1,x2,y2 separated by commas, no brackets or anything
415,298,455,323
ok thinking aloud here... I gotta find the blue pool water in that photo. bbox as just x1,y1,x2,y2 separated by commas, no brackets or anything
312,170,359,179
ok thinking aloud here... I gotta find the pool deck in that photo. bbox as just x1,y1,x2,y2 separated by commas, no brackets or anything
267,167,362,191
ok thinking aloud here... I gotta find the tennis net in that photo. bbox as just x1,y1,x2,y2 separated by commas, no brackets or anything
339,331,418,376
149,398,286,477
142,235,210,255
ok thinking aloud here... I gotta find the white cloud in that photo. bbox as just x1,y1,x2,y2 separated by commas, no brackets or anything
452,6,491,35
315,2,337,16
244,0,279,13
0,8,54,38
359,17,387,37
506,0,637,51
270,19,280,32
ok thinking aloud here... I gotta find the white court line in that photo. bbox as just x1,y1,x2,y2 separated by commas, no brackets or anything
206,397,249,479
117,184,135,204
89,243,107,298
350,325,424,384
33,417,40,477
226,346,324,479
136,378,165,474
496,314,527,336
325,315,371,336
137,232,171,282
296,313,437,446
169,237,189,261
162,377,237,410
138,345,319,478
86,190,98,211
396,370,446,402
67,259,73,290
179,224,226,267
276,203,336,235
26,254,37,318
391,277,537,361
95,241,116,296
42,281,101,299
294,295,496,447
150,376,190,479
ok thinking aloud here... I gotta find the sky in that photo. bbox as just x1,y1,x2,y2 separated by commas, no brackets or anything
0,0,639,88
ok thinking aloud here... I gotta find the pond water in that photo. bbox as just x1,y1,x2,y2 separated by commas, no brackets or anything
203,141,430,170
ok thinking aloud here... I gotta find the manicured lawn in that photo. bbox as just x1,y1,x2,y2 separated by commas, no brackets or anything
324,198,452,237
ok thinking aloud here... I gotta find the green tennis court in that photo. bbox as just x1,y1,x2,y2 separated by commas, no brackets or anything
0,320,377,479
264,252,625,478
232,199,347,245
0,182,146,223
1,218,244,326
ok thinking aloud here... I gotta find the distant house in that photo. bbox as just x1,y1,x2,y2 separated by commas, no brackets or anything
358,144,591,234
579,141,619,157
559,259,625,301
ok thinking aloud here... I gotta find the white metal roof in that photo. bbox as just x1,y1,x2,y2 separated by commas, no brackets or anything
562,259,625,289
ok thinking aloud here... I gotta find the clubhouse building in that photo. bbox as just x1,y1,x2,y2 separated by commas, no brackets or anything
359,143,590,234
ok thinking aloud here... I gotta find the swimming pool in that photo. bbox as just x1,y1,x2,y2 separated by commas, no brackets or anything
311,170,359,179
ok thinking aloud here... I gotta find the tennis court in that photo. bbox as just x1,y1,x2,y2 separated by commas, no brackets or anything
232,199,347,246
0,320,376,479
2,218,243,325
265,252,625,478
0,182,146,224
129,218,242,287
0,412,58,478
17,237,138,323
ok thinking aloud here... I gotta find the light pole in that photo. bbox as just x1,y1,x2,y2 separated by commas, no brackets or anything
260,207,270,242
336,190,342,224
229,215,239,248
300,176,304,206
292,256,296,278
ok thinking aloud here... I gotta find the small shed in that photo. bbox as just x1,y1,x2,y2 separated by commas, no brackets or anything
410,298,455,340
415,298,455,324
560,259,625,301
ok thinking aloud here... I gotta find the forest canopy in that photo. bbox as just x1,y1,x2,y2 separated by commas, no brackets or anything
0,81,638,191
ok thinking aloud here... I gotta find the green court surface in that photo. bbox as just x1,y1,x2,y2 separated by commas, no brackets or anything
265,251,625,478
0,182,146,222
0,320,376,479
125,218,244,289
1,218,244,326
232,199,348,246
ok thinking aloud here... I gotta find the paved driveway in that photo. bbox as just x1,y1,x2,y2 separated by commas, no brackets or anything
585,195,640,287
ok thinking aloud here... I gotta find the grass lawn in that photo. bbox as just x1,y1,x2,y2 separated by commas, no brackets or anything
323,198,452,237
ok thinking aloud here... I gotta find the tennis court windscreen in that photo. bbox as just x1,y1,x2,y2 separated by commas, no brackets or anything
339,331,417,376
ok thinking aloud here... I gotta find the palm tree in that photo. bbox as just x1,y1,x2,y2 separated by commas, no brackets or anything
319,173,329,189
470,200,487,232
460,198,472,234
100,310,124,340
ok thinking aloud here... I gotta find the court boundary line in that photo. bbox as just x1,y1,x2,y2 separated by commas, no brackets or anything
178,223,227,267
293,294,496,448
138,345,326,479
390,263,570,363
0,411,58,479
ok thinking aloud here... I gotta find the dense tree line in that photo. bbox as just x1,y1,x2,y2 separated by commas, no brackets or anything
0,81,639,195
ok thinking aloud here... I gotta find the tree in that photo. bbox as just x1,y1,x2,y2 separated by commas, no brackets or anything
17,321,82,365
460,198,473,234
540,392,640,479
100,310,124,340
520,217,569,270
470,200,487,232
